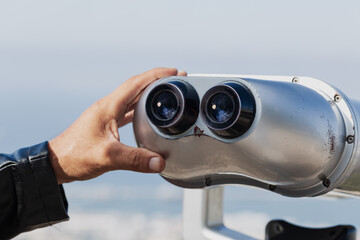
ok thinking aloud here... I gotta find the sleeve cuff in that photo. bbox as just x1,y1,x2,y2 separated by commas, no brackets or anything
11,141,69,231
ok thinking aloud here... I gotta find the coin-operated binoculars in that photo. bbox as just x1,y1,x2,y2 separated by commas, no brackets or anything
133,74,359,239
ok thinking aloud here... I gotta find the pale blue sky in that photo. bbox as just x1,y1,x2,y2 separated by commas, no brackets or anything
1,1,360,152
1,0,359,180
1,1,360,238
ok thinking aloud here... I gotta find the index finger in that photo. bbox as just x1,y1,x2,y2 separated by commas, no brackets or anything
118,67,179,104
109,68,180,116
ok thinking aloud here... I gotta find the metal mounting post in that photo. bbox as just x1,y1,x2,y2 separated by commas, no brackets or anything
182,186,258,240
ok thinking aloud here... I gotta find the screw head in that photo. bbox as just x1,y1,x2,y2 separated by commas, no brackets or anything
274,223,284,234
347,135,355,144
268,185,277,191
292,77,299,83
323,179,331,188
205,177,212,186
334,94,341,102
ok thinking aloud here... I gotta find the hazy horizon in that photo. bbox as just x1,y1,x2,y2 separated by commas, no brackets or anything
1,1,360,239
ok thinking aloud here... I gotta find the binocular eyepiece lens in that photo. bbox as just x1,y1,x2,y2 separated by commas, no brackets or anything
146,80,255,138
152,90,179,121
201,82,256,138
146,81,199,135
208,93,234,123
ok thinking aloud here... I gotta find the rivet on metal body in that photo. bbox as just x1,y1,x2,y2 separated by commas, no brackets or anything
268,185,277,191
205,177,212,186
347,135,355,144
274,223,284,234
323,179,331,188
292,77,299,83
334,94,342,102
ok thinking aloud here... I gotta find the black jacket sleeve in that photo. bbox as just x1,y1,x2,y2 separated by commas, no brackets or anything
0,142,69,239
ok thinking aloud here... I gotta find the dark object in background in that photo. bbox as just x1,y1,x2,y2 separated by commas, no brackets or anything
265,220,356,240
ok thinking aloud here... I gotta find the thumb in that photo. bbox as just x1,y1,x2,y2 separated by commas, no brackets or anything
113,143,166,173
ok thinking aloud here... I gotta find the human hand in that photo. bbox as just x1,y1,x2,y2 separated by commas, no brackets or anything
48,68,187,184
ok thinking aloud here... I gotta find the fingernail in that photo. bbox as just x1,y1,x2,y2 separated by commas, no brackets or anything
178,70,187,75
149,157,163,172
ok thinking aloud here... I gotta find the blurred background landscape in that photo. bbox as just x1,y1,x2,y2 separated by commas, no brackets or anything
1,0,360,239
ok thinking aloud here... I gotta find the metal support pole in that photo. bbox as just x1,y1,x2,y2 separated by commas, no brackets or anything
182,186,258,240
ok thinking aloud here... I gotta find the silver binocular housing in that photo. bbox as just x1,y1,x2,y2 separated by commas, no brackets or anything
133,74,360,197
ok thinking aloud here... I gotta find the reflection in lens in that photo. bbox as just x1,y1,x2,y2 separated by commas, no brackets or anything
153,90,178,120
208,93,234,123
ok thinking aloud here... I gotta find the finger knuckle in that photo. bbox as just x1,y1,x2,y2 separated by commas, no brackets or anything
129,150,142,170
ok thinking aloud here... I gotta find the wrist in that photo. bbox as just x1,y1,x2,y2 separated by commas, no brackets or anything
48,139,69,184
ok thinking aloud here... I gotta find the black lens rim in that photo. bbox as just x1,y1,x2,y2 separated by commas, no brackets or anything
201,82,256,139
146,80,199,135
146,83,184,128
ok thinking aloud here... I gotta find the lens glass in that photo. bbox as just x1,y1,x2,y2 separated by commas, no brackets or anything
152,90,179,121
208,93,234,123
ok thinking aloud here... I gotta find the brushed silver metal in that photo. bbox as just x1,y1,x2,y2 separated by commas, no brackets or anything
133,75,357,197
